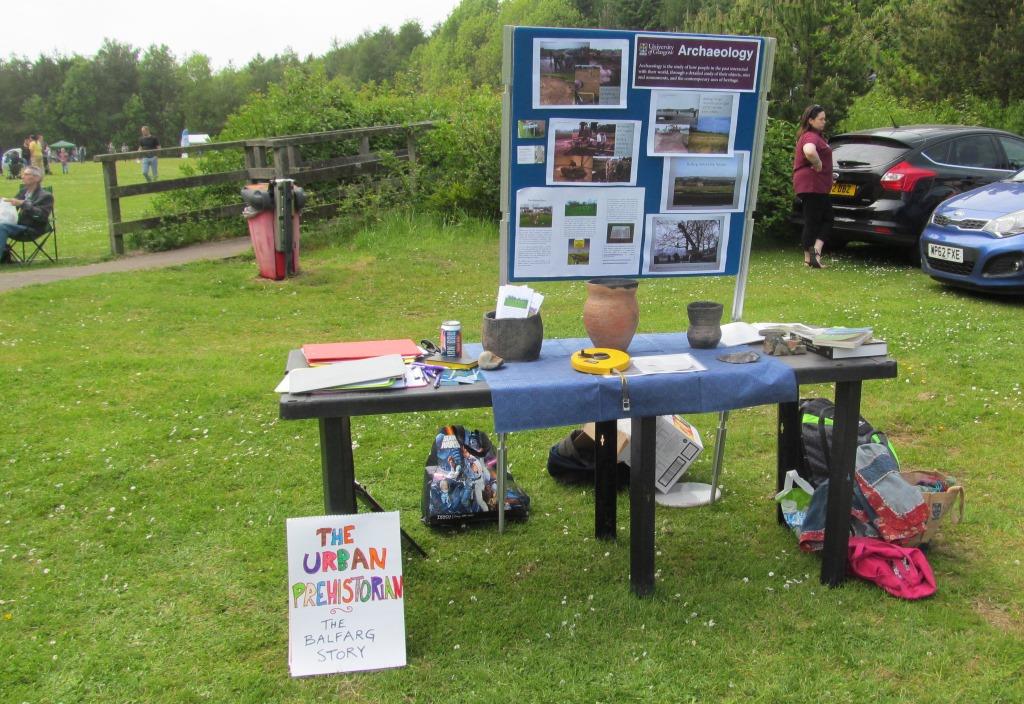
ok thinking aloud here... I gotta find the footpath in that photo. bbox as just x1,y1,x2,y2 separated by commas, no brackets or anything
0,237,252,293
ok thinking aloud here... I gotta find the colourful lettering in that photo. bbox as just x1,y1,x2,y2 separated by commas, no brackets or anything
321,551,337,572
302,552,321,574
315,527,332,547
351,548,368,570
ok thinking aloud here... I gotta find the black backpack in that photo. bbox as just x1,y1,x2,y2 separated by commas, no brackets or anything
798,398,899,486
421,425,530,526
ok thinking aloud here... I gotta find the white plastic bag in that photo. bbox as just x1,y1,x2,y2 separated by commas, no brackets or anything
0,200,16,226
774,469,815,533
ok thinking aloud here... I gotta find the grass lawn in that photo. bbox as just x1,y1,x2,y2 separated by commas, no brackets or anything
3,158,211,265
1,213,1022,702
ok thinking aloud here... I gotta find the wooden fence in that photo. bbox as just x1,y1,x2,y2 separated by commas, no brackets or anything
95,121,434,255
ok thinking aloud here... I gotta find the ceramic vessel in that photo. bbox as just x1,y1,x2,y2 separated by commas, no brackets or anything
686,301,723,349
481,311,543,361
583,278,639,351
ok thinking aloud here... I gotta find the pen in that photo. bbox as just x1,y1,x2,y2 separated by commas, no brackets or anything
433,370,443,388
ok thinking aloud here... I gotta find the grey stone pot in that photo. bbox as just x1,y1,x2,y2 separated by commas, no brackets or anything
686,301,723,349
482,311,543,361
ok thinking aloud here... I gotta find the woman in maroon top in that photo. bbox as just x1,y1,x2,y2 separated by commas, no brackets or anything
792,105,833,268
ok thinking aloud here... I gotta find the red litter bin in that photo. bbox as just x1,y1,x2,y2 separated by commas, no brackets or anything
242,183,301,280
245,209,300,280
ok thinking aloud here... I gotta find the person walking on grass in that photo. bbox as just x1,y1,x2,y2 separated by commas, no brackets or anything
59,148,69,175
138,125,160,182
792,104,834,268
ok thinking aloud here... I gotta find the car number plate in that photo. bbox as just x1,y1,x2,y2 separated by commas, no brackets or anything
927,243,964,263
830,183,856,196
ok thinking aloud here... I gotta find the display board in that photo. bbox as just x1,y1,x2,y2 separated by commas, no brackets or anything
500,27,774,284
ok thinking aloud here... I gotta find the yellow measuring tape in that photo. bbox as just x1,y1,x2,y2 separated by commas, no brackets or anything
570,348,631,374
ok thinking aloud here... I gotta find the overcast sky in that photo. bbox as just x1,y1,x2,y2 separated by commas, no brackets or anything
5,0,464,69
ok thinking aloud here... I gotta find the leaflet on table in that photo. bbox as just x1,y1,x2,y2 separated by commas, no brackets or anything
546,119,641,186
646,90,739,157
532,38,629,110
513,187,645,279
641,212,731,276
618,353,706,376
660,152,749,212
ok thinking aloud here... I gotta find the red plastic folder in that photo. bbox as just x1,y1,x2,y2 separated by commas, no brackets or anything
301,339,420,364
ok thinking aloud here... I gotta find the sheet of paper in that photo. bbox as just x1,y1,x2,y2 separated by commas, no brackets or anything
619,353,706,376
719,321,763,346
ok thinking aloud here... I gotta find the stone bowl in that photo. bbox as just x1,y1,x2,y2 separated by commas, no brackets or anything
481,311,543,361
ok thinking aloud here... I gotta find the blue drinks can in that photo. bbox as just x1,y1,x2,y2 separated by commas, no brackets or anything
440,320,462,358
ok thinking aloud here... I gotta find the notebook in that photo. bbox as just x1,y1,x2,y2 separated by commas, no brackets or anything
301,339,420,364
277,354,407,394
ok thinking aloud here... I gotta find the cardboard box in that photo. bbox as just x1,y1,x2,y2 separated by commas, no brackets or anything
583,416,703,493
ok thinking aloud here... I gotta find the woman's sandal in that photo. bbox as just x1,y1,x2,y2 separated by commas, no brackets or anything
809,249,826,269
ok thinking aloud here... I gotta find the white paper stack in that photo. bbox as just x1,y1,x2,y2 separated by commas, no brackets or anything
275,354,407,394
496,284,544,319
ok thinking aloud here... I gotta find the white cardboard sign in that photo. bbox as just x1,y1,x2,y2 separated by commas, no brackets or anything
286,512,406,677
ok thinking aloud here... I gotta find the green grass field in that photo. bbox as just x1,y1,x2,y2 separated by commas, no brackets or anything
2,158,194,264
2,208,1023,702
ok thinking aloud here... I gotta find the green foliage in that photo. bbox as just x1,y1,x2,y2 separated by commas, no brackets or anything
3,214,1024,703
322,22,427,85
839,85,1024,137
754,116,799,239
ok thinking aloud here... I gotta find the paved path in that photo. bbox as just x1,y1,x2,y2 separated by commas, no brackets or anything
0,237,252,293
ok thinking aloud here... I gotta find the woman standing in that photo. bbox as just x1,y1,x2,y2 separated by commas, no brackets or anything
793,105,833,268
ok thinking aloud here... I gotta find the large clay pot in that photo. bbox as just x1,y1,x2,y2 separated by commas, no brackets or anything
583,278,639,351
686,300,723,348
481,311,543,361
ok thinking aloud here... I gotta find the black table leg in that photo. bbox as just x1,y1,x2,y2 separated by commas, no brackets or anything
629,416,657,597
594,419,618,540
319,416,356,515
776,400,802,526
821,381,862,586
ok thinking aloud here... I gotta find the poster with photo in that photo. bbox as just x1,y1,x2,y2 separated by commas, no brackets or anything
513,187,645,278
660,153,749,212
647,91,738,157
546,118,641,186
642,213,730,275
533,38,629,109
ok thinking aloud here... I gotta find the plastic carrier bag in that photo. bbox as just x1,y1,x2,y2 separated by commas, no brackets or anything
0,200,16,226
421,425,530,526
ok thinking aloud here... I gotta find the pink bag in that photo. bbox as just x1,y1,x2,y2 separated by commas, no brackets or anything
847,537,936,600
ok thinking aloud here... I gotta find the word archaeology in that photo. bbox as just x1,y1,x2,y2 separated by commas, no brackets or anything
291,523,404,608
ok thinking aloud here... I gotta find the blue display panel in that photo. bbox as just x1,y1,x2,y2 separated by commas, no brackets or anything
503,27,768,282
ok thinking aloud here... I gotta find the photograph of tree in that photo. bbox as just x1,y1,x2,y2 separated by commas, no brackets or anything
644,214,727,273
533,39,628,108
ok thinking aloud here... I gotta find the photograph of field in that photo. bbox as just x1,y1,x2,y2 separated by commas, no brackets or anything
567,238,591,265
535,39,627,108
647,215,724,272
661,154,746,211
606,223,635,244
565,200,598,217
649,90,736,156
519,205,553,228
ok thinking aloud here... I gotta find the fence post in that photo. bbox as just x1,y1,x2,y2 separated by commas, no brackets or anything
101,159,124,255
244,144,269,182
406,128,419,195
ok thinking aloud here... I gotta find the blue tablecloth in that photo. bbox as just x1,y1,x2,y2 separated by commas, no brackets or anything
467,333,797,433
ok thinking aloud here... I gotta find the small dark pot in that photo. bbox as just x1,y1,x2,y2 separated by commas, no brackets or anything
686,301,723,349
482,311,543,361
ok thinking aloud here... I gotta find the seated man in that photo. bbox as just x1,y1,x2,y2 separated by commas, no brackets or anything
1,165,53,263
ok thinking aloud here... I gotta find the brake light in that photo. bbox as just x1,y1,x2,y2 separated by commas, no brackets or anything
880,161,936,192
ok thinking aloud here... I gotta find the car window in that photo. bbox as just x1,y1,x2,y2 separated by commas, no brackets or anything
944,135,1004,169
921,140,951,163
998,136,1024,171
830,139,908,167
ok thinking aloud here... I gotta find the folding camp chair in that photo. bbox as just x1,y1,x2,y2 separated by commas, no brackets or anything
8,185,58,264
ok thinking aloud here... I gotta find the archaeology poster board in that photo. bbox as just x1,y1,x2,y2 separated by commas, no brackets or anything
501,27,772,282
286,512,406,676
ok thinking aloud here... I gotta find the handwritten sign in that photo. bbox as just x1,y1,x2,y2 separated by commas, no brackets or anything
286,512,406,676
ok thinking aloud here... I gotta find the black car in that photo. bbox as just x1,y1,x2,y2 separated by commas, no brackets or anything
792,125,1024,257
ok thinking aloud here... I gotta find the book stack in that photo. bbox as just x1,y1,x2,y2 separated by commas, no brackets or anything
798,327,887,359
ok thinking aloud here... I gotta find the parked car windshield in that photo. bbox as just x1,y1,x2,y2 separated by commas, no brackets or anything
831,139,908,168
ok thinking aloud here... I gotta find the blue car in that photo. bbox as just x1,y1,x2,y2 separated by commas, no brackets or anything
920,168,1024,293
